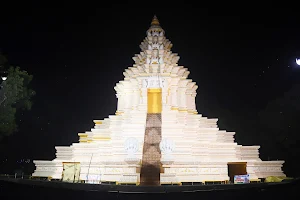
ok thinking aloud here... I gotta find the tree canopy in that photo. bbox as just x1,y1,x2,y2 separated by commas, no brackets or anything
0,54,35,139
258,84,300,177
259,84,300,150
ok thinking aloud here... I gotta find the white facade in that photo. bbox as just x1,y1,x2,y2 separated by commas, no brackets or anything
32,16,285,184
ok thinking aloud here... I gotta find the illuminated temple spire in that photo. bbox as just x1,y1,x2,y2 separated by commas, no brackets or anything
151,15,160,26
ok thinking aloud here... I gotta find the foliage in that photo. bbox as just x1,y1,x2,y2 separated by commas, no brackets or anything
258,84,300,149
0,52,7,66
0,65,35,139
258,84,300,176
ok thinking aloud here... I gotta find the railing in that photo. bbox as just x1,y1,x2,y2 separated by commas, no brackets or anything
0,174,32,180
0,174,268,185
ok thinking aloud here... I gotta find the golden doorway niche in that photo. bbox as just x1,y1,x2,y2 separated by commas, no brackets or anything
147,88,162,114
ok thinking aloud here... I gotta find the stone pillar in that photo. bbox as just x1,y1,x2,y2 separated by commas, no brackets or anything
140,88,148,104
177,87,187,111
190,84,198,113
170,86,178,110
130,79,140,110
167,88,172,106
117,93,125,114
170,78,180,110
139,87,148,112
191,92,197,113
124,89,133,112
161,79,169,111
162,86,168,105
186,90,193,112
132,89,140,110
116,93,121,113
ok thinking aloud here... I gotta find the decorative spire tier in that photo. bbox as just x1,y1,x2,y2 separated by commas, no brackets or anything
116,16,195,115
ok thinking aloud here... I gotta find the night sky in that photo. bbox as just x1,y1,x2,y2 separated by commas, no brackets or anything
0,5,300,176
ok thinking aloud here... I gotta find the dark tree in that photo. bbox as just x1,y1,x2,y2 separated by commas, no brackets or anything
0,53,35,139
258,84,300,177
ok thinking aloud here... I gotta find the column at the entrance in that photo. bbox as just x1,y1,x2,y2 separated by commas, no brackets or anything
161,84,168,104
139,87,148,111
161,78,169,111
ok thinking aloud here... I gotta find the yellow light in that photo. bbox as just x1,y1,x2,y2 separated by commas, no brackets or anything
147,88,162,113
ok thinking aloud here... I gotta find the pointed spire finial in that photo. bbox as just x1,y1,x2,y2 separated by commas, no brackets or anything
151,15,160,26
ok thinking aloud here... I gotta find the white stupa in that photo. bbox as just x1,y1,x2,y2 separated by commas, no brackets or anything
32,16,285,185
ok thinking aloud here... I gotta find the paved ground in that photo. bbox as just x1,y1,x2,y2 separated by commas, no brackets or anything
0,177,299,199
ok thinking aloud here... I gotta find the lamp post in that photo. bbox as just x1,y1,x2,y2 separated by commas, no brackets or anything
0,73,7,106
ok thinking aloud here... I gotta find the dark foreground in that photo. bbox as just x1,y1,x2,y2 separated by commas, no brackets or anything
0,178,299,199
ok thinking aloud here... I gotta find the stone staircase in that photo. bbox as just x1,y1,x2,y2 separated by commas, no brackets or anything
140,113,162,186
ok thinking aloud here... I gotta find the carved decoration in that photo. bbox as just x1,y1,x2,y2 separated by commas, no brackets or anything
124,137,139,157
160,138,175,154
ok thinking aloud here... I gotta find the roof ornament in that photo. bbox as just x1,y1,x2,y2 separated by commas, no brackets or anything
151,15,160,26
